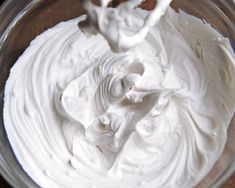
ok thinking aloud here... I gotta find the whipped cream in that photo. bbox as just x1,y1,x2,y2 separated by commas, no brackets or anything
4,5,235,188
81,0,172,52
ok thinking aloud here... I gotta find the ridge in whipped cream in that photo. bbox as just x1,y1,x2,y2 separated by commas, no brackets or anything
3,5,235,188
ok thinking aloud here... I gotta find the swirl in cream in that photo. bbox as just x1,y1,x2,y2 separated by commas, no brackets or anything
4,8,235,188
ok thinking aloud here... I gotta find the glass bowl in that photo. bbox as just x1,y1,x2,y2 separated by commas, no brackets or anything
0,0,234,187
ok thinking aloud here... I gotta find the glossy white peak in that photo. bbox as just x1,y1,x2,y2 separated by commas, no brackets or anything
81,0,172,52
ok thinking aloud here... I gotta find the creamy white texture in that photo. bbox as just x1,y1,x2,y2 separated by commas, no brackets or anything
4,8,235,188
81,0,172,52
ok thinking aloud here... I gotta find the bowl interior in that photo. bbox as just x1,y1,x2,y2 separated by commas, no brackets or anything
0,0,234,187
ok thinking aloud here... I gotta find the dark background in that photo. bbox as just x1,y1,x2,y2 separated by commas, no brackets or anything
0,0,10,177
0,0,11,186
0,0,234,187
